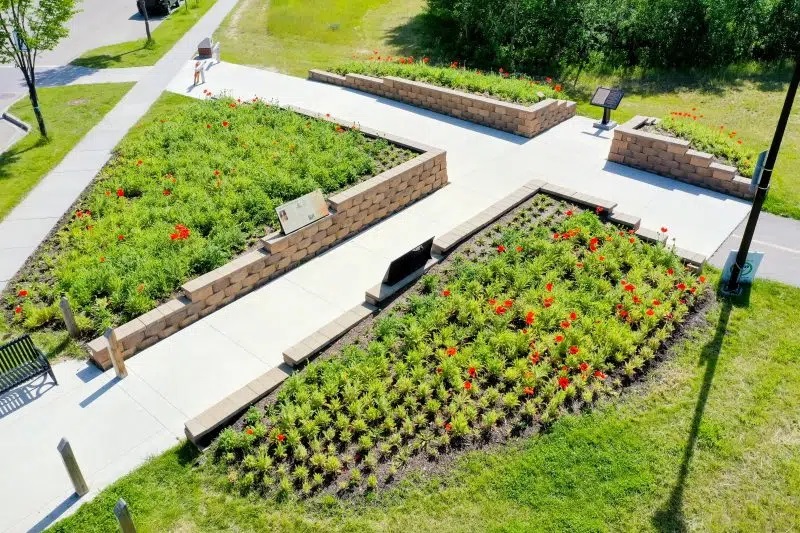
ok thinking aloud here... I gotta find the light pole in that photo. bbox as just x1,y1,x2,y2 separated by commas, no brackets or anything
725,57,800,294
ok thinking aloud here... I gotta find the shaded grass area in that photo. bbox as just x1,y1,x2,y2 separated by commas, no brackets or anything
71,0,217,68
50,279,800,531
572,63,800,220
215,0,426,77
0,83,134,221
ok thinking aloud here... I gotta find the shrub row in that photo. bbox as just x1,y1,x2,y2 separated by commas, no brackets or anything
211,194,707,498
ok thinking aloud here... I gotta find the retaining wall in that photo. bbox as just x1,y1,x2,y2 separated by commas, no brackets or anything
309,70,576,138
87,122,448,369
608,116,754,199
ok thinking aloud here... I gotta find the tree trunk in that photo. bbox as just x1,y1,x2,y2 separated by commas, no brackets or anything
139,0,152,41
28,83,47,138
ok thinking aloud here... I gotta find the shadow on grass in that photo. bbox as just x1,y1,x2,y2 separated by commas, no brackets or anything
652,285,751,532
70,43,154,69
0,135,48,181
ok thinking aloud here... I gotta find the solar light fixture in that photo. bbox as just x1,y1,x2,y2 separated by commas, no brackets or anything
590,87,624,130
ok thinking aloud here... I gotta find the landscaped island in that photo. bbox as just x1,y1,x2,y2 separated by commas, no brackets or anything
3,93,418,345
210,194,706,497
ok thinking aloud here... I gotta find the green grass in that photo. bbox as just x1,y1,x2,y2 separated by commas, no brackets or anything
3,91,416,344
573,64,800,219
71,0,217,68
215,0,426,77
48,278,800,531
0,83,134,220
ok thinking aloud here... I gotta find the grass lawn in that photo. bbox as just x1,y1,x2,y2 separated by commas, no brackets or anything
71,0,217,68
49,277,800,532
3,91,416,347
214,0,426,76
0,83,134,220
573,65,800,220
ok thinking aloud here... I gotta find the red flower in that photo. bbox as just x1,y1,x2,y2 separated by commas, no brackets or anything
565,210,574,217
525,311,535,325
558,376,569,390
633,296,641,304
598,255,605,261
690,287,697,294
616,303,624,309
530,352,540,364
488,298,496,305
423,57,430,64
576,261,584,268
524,386,535,396
229,102,237,108
629,237,636,243
206,123,211,129
495,306,507,315
116,188,125,197
522,328,528,334
553,232,560,240
436,366,443,374
579,362,589,372
624,283,636,292
503,299,513,308
463,381,473,390
497,245,506,253
619,310,628,318
589,237,599,252
136,159,143,166
595,206,604,214
444,422,452,432
561,320,571,329
214,169,221,176
646,308,655,316
653,299,662,306
245,427,254,435
660,227,668,233
17,289,28,297
118,234,125,241
667,268,674,276
222,121,229,127
554,334,564,343
99,256,106,263
676,283,687,291
543,297,554,308
568,345,579,355
14,306,22,314
569,312,577,321
698,276,706,283
546,282,553,292
163,189,171,196
554,84,562,92
515,245,523,252
446,346,457,356
594,370,607,380
468,367,477,377
277,433,286,442
442,289,451,297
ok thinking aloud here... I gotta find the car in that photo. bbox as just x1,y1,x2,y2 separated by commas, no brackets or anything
136,0,182,16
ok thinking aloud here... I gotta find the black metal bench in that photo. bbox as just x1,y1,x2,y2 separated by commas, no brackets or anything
0,335,57,395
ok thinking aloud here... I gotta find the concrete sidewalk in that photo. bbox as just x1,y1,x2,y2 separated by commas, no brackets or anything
0,60,755,532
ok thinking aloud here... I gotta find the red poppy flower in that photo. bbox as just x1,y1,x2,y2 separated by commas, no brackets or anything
118,234,125,241
463,381,472,390
524,386,535,396
488,298,496,305
589,237,599,252
576,262,584,268
676,283,687,291
17,289,28,297
495,306,507,315
525,311,535,325
546,282,553,292
594,370,607,380
163,189,171,196
579,362,589,372
444,422,452,432
624,283,636,292
245,427,254,435
468,367,477,377
442,289,451,297
206,123,211,129
633,296,641,304
14,306,22,314
554,334,564,343
530,352,540,364
503,299,513,308
569,312,577,321
543,297,554,308
214,169,221,176
698,276,706,283
229,103,237,108
619,310,628,318
565,210,573,217
643,309,654,318
522,328,528,334
629,237,636,243
561,320,571,329
99,256,106,263
598,255,605,261
436,366,443,374
116,188,125,197
554,84,562,92
222,121,229,127
553,232,560,240
667,268,675,276
616,303,624,309
515,245,523,252
653,299,662,306
136,159,143,167
277,433,286,442
660,227,668,233
690,287,697,294
595,206,604,214
497,245,506,253
446,346,457,356
558,376,569,390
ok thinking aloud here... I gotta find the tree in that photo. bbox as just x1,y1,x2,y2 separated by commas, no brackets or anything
0,0,77,138
137,0,152,42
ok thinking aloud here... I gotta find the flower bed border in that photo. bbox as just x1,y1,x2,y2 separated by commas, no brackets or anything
183,180,707,445
87,109,448,369
608,116,754,199
308,70,576,138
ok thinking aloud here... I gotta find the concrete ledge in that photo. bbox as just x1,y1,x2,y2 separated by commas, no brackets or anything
673,247,707,267
366,258,439,306
283,303,375,366
184,365,293,445
608,211,642,230
635,227,668,244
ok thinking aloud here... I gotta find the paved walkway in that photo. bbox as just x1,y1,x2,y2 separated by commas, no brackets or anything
0,59,757,532
0,0,239,294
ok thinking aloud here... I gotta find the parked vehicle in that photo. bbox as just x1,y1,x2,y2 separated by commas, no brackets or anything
136,0,181,16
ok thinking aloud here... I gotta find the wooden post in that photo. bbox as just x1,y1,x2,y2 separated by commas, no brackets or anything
114,498,137,533
57,438,89,496
59,297,78,338
104,328,127,379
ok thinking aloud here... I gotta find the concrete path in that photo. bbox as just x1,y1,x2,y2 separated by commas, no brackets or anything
0,59,759,532
710,212,800,287
0,0,240,294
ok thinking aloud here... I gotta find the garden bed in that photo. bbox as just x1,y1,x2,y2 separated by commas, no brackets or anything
2,93,447,366
609,115,755,199
207,191,708,498
311,62,576,138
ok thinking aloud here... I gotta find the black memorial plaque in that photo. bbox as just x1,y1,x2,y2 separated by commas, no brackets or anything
590,87,624,110
383,237,434,286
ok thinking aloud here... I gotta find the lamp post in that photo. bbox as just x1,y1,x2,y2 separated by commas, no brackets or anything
725,57,800,294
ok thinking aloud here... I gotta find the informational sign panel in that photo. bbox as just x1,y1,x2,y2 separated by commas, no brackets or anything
590,87,625,110
275,189,329,235
720,250,764,284
383,237,434,286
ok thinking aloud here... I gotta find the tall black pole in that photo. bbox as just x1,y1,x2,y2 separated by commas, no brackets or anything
726,57,800,293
